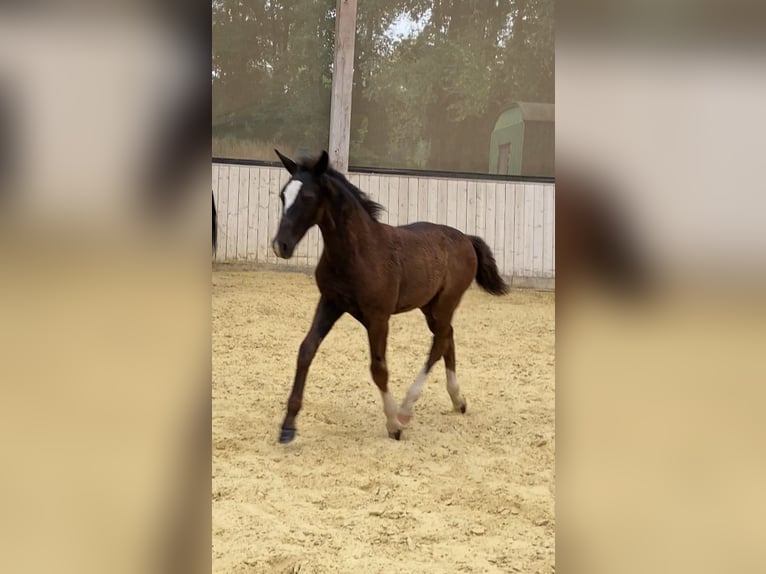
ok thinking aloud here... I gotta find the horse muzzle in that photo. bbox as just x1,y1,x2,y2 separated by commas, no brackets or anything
271,238,294,259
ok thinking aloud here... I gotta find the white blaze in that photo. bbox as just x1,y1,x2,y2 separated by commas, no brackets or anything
283,180,303,212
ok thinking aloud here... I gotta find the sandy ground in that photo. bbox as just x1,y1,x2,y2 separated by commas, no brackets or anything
213,270,555,574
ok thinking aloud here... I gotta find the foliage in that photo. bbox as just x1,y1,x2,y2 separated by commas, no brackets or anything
212,0,335,156
213,0,553,173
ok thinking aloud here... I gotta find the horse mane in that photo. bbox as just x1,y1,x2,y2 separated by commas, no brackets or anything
296,155,384,220
325,168,385,220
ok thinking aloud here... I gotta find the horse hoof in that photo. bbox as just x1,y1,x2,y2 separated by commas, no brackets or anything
388,430,402,441
460,401,467,414
278,427,296,444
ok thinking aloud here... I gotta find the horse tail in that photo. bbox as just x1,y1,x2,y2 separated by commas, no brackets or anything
212,192,218,254
469,235,509,295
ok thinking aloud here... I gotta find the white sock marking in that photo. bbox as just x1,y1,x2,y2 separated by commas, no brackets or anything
400,368,428,416
283,179,303,212
381,391,402,433
447,369,463,409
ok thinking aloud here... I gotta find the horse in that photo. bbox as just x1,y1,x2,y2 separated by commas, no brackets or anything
555,171,649,298
212,192,218,254
271,149,509,443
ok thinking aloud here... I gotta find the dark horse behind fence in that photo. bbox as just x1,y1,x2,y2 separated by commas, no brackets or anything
271,150,509,443
212,192,217,254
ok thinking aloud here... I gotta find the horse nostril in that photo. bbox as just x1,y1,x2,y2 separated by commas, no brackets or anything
272,239,290,258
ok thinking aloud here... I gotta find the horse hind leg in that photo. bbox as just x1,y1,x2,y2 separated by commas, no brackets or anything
398,366,429,428
398,308,452,426
431,292,468,415
443,332,467,414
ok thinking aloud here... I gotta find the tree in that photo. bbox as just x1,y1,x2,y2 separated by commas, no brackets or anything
212,0,335,159
351,0,554,172
212,0,554,174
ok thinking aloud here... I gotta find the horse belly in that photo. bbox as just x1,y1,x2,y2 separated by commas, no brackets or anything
393,300,422,314
394,261,445,313
390,225,454,313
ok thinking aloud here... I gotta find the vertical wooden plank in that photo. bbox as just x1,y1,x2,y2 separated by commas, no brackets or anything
236,167,250,259
212,165,220,259
514,183,526,277
216,166,229,261
250,167,260,262
212,164,219,204
503,183,515,279
524,183,535,276
246,168,258,261
533,184,545,277
456,179,467,233
398,177,409,225
378,176,390,224
268,167,281,264
388,176,399,227
446,180,457,228
437,179,448,224
408,177,418,223
328,0,358,173
358,174,370,196
475,181,486,240
223,166,238,260
543,184,554,278
227,166,240,260
235,166,248,259
466,181,477,235
484,180,496,256
255,168,269,262
417,178,428,221
348,173,360,188
552,185,556,277
494,182,506,272
427,179,438,223
368,174,380,206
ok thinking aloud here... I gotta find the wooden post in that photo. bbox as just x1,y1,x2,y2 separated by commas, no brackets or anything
328,0,357,173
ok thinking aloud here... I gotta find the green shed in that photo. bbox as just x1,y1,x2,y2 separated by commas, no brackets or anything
489,102,554,177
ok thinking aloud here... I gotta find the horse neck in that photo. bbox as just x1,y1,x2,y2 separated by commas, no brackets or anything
317,195,379,264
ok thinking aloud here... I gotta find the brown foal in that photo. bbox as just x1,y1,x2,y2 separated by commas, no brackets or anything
271,150,509,443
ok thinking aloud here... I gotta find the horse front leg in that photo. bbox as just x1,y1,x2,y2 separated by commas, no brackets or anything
366,317,402,440
279,297,342,444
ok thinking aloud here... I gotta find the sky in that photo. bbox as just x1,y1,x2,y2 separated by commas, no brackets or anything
384,9,431,43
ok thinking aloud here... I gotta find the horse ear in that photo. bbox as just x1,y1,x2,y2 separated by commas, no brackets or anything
274,149,297,175
313,150,329,177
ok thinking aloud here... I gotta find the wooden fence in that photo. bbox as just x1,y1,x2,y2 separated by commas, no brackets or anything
213,163,555,283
